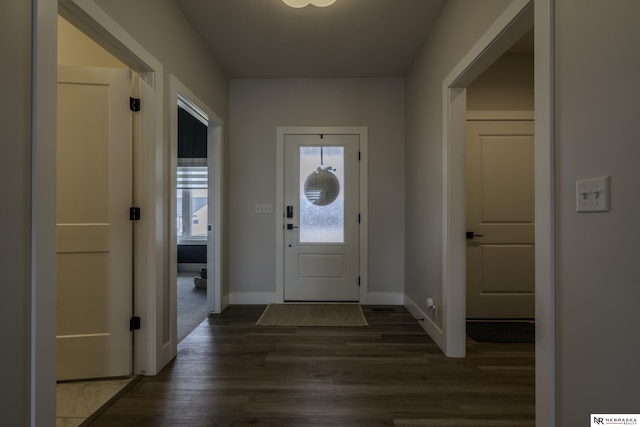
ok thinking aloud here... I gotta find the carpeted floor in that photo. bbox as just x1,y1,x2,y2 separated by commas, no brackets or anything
177,272,208,343
256,303,368,327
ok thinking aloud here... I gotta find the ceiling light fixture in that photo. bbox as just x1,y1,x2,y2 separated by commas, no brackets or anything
282,0,336,8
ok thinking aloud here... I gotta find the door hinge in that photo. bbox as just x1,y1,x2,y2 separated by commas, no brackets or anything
358,214,361,224
129,97,141,112
130,207,141,221
358,151,361,161
130,316,141,331
358,276,361,286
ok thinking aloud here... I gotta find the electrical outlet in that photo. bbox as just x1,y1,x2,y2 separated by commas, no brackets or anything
426,297,438,319
576,176,610,212
255,203,273,214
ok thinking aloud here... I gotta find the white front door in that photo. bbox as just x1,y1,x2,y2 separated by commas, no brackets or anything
284,134,360,301
465,120,535,319
56,66,133,380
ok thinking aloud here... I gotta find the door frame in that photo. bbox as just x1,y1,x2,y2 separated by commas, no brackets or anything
276,127,368,303
439,0,535,354
58,0,165,376
169,75,224,358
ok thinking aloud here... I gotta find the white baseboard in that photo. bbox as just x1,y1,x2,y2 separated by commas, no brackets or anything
403,294,446,353
366,292,404,305
177,263,206,273
227,292,407,306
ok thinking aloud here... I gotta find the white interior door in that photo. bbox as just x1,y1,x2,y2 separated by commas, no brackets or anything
466,120,535,319
57,65,133,380
284,134,360,301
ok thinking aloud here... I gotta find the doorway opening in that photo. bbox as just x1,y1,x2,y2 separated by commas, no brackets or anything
55,14,143,425
176,98,209,343
169,75,224,359
436,0,535,358
464,30,535,341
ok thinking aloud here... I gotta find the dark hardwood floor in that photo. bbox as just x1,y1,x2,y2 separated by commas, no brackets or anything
90,305,535,426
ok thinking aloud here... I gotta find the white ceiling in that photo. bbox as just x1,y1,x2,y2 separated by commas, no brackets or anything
174,0,448,78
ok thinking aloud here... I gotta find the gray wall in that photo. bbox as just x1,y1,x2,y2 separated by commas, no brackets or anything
555,0,640,422
94,0,229,117
467,53,534,112
94,0,231,317
0,0,57,424
404,0,513,327
0,2,33,423
229,78,405,299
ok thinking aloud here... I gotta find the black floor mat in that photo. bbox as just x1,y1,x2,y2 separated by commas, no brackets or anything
466,321,535,343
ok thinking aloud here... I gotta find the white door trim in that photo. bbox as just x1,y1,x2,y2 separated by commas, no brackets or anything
276,127,368,304
58,0,165,376
33,2,61,424
533,1,556,425
169,74,225,359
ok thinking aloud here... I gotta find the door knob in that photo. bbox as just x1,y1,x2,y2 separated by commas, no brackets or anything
466,231,484,239
287,224,299,230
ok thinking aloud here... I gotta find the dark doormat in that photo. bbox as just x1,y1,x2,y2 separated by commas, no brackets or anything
466,321,535,343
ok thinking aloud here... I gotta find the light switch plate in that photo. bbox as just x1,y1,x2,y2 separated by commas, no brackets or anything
576,176,610,212
255,203,273,214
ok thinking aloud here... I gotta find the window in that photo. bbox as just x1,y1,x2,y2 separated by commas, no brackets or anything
299,146,345,243
177,165,208,241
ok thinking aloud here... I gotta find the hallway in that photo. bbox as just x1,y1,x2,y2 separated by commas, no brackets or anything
89,306,535,426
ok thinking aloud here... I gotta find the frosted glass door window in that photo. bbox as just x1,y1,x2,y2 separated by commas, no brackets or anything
299,146,344,243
